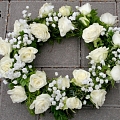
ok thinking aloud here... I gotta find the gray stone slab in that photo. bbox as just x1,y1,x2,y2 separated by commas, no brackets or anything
7,1,80,31
0,83,38,120
0,1,8,39
34,37,80,67
39,107,120,120
81,0,115,1
81,2,116,67
117,2,120,26
104,83,120,106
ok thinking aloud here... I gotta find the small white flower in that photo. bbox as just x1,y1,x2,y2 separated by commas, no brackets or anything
23,14,27,18
28,65,32,68
88,87,93,92
59,102,64,108
54,16,58,21
92,72,96,76
52,23,56,28
53,12,56,16
100,79,104,84
53,87,57,91
3,80,8,84
81,87,85,91
112,57,116,61
52,80,57,85
49,17,53,21
48,87,52,91
58,13,62,17
105,79,108,83
46,22,49,26
12,80,17,84
49,83,54,87
62,92,66,97
89,68,92,72
117,49,120,53
86,95,90,99
52,101,56,105
90,82,94,87
97,66,102,70
55,72,58,76
56,106,60,110
95,85,100,90
26,6,29,9
83,100,87,105
102,74,106,78
22,10,27,15
23,74,27,79
28,13,31,17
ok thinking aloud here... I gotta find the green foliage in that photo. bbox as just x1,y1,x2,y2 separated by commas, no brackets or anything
50,106,73,120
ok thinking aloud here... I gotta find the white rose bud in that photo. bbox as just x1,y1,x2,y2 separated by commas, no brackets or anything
7,86,27,103
111,65,120,81
66,97,82,109
58,17,74,37
30,23,50,42
112,31,120,46
82,23,104,43
39,3,54,18
0,37,11,56
100,13,117,26
72,69,90,86
0,56,13,78
56,76,70,90
30,94,51,114
78,3,91,15
88,47,108,63
18,47,38,63
29,71,47,92
59,6,72,16
90,89,107,109
79,17,89,26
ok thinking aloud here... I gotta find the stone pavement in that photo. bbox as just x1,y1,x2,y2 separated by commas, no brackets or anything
0,0,120,120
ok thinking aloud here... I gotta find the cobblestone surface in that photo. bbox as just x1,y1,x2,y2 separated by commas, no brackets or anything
0,0,120,120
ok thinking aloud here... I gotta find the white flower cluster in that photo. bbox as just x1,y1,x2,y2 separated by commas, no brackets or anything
22,6,31,18
48,77,68,110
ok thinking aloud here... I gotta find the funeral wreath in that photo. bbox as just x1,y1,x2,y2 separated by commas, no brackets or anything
0,3,120,120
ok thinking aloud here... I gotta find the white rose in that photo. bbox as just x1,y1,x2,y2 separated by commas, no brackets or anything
59,6,72,16
88,47,108,63
82,23,104,43
79,17,89,26
18,47,38,63
72,69,90,86
100,13,117,26
112,31,120,46
58,17,74,37
29,71,47,92
14,20,28,36
39,3,54,18
90,89,107,109
7,86,27,103
0,56,13,78
111,65,120,81
56,76,70,89
0,37,11,56
66,97,82,109
30,94,51,114
78,3,91,15
30,23,50,42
